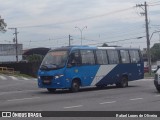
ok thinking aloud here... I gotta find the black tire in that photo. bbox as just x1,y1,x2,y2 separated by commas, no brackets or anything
156,87,160,93
70,80,80,92
116,76,128,88
47,88,56,93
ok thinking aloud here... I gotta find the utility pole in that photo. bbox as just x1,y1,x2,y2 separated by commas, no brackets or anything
8,28,19,62
136,1,151,75
69,34,73,46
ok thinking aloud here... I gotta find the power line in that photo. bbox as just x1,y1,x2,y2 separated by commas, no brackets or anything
83,36,146,46
152,25,160,26
148,3,160,6
74,32,145,44
22,36,68,43
148,0,160,4
14,7,134,28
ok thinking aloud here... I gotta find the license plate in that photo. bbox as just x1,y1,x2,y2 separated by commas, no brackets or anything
43,80,51,84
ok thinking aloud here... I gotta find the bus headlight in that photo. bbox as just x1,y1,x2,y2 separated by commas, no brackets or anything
55,74,64,79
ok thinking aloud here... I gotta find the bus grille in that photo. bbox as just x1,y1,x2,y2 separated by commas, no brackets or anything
41,76,53,85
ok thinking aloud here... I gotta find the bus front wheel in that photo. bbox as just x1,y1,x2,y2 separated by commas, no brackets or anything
116,76,128,88
47,88,56,93
70,80,80,92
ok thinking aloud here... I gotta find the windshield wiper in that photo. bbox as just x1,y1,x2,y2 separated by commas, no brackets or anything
51,64,57,67
40,65,48,69
40,64,58,69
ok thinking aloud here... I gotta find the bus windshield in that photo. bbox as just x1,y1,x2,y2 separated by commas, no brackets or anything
40,50,68,70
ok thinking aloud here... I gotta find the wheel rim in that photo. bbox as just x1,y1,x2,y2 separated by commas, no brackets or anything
72,81,79,92
122,78,128,87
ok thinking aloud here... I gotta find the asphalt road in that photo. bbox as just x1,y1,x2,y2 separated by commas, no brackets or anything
0,74,160,119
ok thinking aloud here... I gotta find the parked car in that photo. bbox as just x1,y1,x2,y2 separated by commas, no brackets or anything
151,65,158,73
144,66,149,73
144,66,158,73
154,69,160,92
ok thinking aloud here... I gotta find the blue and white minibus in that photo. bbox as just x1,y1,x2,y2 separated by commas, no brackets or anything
38,46,144,92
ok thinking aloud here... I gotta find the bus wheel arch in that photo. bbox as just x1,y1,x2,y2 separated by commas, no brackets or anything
116,75,128,88
70,78,81,92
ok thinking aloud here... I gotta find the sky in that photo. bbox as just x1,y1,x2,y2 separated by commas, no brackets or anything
0,0,160,50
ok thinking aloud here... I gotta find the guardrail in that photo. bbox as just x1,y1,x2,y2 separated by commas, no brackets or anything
0,67,14,74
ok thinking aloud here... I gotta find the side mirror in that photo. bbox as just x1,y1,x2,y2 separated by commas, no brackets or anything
67,64,73,68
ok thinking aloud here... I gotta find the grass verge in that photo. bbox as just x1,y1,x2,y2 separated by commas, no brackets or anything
144,72,154,78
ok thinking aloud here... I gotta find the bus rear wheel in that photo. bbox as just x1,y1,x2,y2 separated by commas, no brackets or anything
47,88,56,93
116,76,128,88
70,80,80,92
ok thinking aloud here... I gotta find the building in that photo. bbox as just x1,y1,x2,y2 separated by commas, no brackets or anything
23,47,50,57
0,44,23,62
22,47,50,62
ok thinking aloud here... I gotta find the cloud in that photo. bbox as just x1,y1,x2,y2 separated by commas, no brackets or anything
0,0,159,49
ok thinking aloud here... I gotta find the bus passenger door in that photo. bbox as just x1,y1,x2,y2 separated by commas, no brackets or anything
78,50,98,86
65,49,98,87
65,50,81,88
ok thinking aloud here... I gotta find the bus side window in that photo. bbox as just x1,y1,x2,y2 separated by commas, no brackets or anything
68,50,80,66
107,50,119,64
80,50,95,65
120,50,130,63
96,50,108,64
129,50,140,63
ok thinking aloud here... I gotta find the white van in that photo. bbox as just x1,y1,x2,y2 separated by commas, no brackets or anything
154,66,160,92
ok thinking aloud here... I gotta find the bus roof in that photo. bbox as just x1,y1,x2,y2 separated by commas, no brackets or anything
49,46,140,52
97,47,140,50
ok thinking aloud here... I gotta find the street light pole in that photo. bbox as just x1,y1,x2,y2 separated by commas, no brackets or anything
75,26,87,45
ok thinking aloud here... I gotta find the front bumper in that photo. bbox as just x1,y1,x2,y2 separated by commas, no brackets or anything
38,76,65,89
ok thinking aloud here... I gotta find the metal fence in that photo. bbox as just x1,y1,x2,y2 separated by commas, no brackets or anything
0,62,41,77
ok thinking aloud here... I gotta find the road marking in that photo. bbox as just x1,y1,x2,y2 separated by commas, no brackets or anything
9,76,19,81
155,95,160,97
64,105,83,109
21,77,30,80
0,76,7,80
100,101,116,105
132,79,153,82
7,97,40,102
130,98,143,101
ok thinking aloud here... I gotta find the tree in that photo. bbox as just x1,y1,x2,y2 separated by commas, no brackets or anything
150,43,160,61
101,43,108,47
0,16,7,33
26,54,44,63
